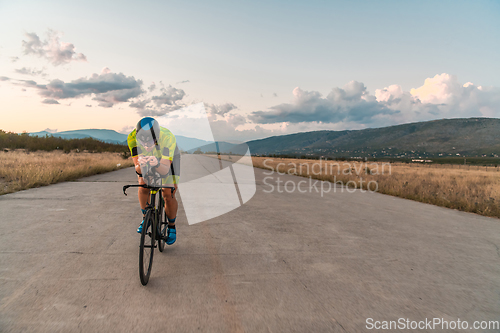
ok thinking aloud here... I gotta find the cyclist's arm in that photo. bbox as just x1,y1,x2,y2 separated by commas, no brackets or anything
154,134,175,176
152,158,170,176
128,131,144,176
132,156,143,175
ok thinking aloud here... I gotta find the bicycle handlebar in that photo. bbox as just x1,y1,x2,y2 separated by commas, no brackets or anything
123,184,175,196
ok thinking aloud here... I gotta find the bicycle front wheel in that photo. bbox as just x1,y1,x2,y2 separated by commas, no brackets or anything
139,210,155,285
158,196,166,252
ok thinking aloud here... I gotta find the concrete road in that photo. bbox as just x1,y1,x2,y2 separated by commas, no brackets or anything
1,155,500,332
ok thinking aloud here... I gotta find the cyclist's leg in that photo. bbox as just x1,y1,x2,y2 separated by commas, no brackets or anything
162,183,178,245
137,175,149,233
137,175,149,210
162,184,178,221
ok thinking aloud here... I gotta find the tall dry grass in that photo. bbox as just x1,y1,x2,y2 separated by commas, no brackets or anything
216,155,500,218
0,150,134,195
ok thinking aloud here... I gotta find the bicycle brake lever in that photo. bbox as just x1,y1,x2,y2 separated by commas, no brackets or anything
123,185,128,196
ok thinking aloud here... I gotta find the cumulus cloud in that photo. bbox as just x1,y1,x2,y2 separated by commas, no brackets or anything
250,82,396,125
249,74,500,129
226,113,247,127
92,86,143,107
19,79,38,86
42,98,59,104
128,85,186,117
129,99,150,109
152,85,185,107
0,76,10,81
33,69,143,107
119,125,135,134
15,67,46,77
208,120,286,142
148,83,156,92
10,68,143,107
410,73,463,104
208,103,238,116
22,30,87,66
376,73,500,120
10,56,19,63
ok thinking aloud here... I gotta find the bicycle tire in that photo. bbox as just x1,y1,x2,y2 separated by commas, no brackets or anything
158,195,166,252
139,210,155,285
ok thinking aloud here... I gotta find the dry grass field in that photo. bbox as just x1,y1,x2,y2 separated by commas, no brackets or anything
0,150,134,195
214,154,500,219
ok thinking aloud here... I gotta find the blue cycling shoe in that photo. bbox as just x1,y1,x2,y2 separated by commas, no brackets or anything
137,220,144,233
137,209,147,233
166,228,176,245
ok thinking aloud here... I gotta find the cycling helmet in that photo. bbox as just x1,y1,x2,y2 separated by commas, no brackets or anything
136,117,160,147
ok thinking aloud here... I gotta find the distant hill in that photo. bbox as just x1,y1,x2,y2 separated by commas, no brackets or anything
2,130,129,153
175,136,213,151
246,118,500,159
187,141,248,155
29,129,212,151
30,129,128,145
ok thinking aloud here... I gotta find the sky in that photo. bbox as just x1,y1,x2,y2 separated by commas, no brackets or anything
0,0,499,141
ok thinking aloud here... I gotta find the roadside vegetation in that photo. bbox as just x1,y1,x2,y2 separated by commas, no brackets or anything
0,130,130,155
0,150,134,195
214,154,500,219
258,153,500,166
0,131,133,195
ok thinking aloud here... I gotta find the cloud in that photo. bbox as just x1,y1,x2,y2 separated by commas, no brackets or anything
250,82,396,125
10,56,19,63
208,103,238,116
273,93,278,97
119,125,135,134
42,98,60,104
410,73,462,104
19,79,38,86
0,76,10,81
33,69,143,107
148,83,156,92
85,104,92,107
226,113,247,127
129,99,150,109
43,128,58,133
152,85,185,107
128,85,186,117
92,86,143,107
22,30,87,66
377,73,500,120
15,67,46,77
208,119,282,142
177,80,190,84
10,68,143,107
249,74,500,129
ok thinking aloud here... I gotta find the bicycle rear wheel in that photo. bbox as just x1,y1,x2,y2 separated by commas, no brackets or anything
139,210,155,285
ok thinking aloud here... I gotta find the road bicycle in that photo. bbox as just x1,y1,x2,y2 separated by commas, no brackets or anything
123,179,173,285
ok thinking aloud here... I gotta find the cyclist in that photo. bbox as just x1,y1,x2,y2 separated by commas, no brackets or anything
127,117,180,245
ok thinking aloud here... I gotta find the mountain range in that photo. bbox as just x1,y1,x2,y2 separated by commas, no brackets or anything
246,118,500,158
29,129,212,151
28,118,500,159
